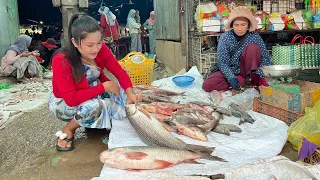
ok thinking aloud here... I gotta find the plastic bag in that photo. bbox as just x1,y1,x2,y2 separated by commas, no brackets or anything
255,11,269,31
288,100,320,150
285,14,299,30
215,2,230,18
198,2,217,19
312,14,320,29
268,13,285,31
301,10,313,29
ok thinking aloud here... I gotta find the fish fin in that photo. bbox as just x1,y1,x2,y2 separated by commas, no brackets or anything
124,152,148,160
201,153,227,162
186,144,215,155
155,160,174,169
225,128,231,136
138,107,152,119
183,159,202,164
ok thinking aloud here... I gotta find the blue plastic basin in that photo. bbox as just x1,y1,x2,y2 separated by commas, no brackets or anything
172,75,195,87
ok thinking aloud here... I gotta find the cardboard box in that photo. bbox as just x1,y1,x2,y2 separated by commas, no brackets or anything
259,80,320,113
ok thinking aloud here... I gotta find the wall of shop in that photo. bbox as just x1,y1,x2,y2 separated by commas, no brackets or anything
154,0,188,73
0,0,20,57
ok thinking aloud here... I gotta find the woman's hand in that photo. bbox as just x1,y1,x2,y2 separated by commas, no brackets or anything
31,50,40,56
20,52,29,57
102,81,120,96
126,88,141,105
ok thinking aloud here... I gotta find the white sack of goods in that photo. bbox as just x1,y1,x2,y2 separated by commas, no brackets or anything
194,2,218,32
202,18,221,32
269,13,285,31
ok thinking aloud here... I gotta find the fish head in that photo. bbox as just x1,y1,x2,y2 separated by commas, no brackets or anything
100,148,125,166
125,104,137,116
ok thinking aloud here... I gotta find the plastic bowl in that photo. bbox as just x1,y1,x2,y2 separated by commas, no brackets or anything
172,75,195,87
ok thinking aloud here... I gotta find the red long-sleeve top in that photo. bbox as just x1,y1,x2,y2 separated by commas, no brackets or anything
52,43,132,107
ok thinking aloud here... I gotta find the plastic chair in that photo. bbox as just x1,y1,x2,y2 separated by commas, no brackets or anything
115,40,128,56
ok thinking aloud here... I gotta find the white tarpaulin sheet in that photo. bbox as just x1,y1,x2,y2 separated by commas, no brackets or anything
224,156,320,179
99,67,289,178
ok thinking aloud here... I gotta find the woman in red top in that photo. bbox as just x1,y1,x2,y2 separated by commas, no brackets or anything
99,6,119,55
49,14,138,151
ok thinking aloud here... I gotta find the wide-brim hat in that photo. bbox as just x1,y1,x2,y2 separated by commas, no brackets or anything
42,38,58,49
224,6,257,32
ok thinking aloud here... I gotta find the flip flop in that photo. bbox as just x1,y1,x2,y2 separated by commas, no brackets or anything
56,136,74,152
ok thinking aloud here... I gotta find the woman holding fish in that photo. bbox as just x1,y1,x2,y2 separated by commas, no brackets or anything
49,14,140,151
202,6,271,92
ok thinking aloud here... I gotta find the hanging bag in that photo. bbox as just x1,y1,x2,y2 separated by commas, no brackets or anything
272,34,303,66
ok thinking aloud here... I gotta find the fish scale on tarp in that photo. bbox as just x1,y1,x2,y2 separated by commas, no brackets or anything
99,67,288,177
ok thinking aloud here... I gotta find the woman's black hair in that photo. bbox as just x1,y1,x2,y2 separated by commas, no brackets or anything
52,13,102,82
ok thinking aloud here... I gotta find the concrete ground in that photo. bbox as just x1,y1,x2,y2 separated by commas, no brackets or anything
0,65,298,180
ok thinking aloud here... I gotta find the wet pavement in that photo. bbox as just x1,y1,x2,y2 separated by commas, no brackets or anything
0,104,108,180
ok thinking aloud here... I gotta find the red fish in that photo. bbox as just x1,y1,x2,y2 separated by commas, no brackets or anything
140,104,173,116
150,102,187,111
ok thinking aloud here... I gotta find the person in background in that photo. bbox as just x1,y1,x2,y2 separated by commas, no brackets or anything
41,27,48,41
49,14,140,152
47,25,57,39
144,11,155,58
99,6,120,55
1,35,42,81
135,10,141,23
127,9,142,52
25,30,31,36
34,38,58,70
202,6,271,92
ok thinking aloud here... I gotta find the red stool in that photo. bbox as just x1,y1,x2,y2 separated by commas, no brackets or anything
115,40,128,56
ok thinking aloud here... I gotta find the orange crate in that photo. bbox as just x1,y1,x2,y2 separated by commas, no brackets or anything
253,98,304,125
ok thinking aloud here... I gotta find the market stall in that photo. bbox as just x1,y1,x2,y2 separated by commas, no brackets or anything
187,0,320,75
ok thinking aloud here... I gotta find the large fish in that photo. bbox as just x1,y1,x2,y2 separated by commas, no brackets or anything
140,104,173,116
229,103,255,125
153,89,185,96
150,102,187,111
100,146,225,170
125,104,217,155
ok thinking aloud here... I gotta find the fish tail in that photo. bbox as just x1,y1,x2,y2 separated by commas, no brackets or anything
201,153,227,162
186,144,215,155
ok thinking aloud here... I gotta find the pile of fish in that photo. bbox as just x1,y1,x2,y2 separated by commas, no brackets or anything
100,85,256,171
134,85,255,140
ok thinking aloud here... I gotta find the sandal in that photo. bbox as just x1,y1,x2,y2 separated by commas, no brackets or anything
55,131,74,152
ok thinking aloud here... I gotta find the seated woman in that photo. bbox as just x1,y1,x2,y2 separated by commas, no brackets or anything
202,6,271,92
49,14,139,152
1,35,42,81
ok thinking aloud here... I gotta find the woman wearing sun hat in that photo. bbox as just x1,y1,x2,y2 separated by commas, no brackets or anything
202,6,271,92
34,38,58,69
